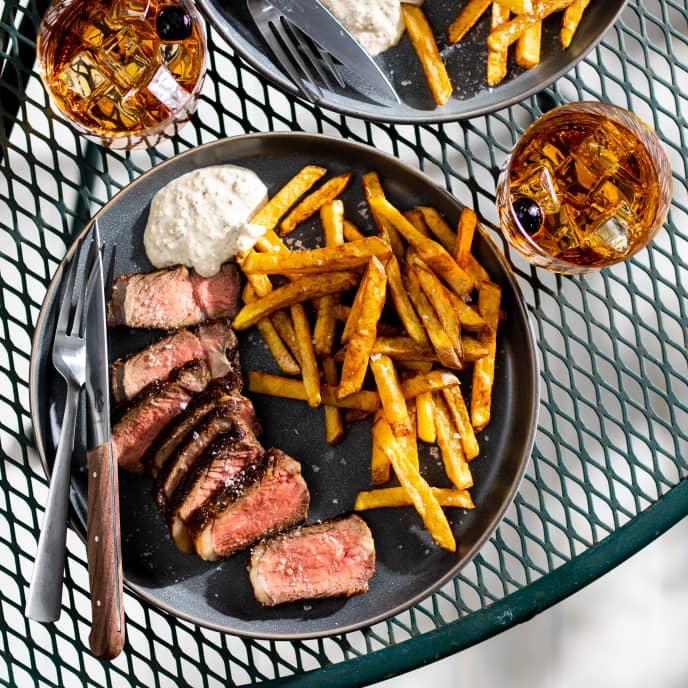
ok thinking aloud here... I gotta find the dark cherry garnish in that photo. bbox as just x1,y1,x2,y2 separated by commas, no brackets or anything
156,5,193,41
512,196,544,235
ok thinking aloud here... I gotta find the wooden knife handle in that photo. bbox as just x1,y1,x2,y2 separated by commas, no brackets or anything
87,442,125,659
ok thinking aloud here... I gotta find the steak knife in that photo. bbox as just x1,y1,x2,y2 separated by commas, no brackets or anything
268,0,400,102
84,221,125,659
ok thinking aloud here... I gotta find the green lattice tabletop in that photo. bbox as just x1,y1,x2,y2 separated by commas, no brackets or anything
1,1,687,686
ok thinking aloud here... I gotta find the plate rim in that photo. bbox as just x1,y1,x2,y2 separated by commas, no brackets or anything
29,131,540,639
196,0,628,123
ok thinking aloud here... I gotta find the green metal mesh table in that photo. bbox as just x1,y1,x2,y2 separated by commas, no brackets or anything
1,1,687,685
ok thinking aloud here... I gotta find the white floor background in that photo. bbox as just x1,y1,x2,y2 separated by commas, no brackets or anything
373,515,688,688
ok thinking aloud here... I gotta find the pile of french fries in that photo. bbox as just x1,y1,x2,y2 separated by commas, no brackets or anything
447,0,592,85
232,166,503,552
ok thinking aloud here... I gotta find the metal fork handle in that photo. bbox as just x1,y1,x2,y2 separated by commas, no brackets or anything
25,385,80,622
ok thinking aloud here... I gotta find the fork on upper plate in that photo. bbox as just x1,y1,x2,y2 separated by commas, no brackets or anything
25,235,98,623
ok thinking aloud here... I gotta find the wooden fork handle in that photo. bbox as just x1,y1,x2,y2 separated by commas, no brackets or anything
87,442,125,659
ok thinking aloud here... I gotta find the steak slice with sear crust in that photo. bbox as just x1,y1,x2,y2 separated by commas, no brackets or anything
191,449,310,561
110,320,240,404
112,359,211,473
249,515,376,606
108,263,241,329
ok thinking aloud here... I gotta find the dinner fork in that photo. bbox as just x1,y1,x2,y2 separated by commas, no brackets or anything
247,0,345,101
26,236,98,623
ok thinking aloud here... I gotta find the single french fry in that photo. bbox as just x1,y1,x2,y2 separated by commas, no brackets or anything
241,235,390,275
372,196,474,297
442,385,480,460
417,206,455,253
321,199,345,246
375,420,456,551
243,284,300,375
465,254,491,289
454,207,478,268
448,0,491,45
386,253,428,344
355,486,474,510
402,4,453,106
232,270,359,330
280,172,352,236
404,208,431,236
291,303,321,408
400,369,461,400
409,257,463,364
560,0,590,49
361,171,405,259
338,257,388,399
367,335,488,363
495,0,532,12
515,18,542,69
471,280,502,430
270,310,302,366
487,0,573,53
369,354,413,436
247,372,380,412
322,355,344,446
402,262,462,369
415,391,436,443
251,164,327,234
445,290,487,333
487,2,511,84
370,409,391,485
343,219,366,242
396,360,435,373
434,392,474,490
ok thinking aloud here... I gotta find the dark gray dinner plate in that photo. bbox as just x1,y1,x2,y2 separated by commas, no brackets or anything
30,133,539,639
197,0,626,122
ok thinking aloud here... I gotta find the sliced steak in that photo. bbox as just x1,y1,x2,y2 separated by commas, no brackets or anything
141,377,242,478
166,427,264,554
249,515,376,606
152,395,257,516
192,449,310,561
110,320,240,404
108,263,241,329
112,359,211,473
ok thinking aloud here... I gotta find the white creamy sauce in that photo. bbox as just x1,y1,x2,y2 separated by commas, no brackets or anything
143,165,268,277
320,0,423,57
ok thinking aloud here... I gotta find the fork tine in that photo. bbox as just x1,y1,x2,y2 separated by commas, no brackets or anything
301,32,346,89
55,240,83,338
71,236,98,337
271,17,323,99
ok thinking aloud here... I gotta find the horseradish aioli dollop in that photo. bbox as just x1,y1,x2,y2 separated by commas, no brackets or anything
143,165,268,277
320,0,422,57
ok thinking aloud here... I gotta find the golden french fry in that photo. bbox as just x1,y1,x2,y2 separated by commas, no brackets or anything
487,0,573,53
488,3,511,86
454,207,477,269
495,0,532,12
560,0,590,48
465,254,491,289
321,200,345,245
400,369,461,399
369,354,413,437
343,219,366,242
232,270,359,330
408,256,463,364
365,335,488,363
442,385,480,460
396,360,435,373
355,486,474,510
322,355,344,446
445,290,487,333
415,391,436,443
448,0,491,45
247,372,380,412
374,419,456,551
279,172,352,236
417,206,455,253
515,18,542,69
290,303,320,408
243,284,300,375
251,164,327,233
370,409,391,485
402,262,462,369
471,281,502,430
338,257,388,399
402,4,453,106
434,392,473,490
404,208,431,236
386,253,428,344
241,235,390,275
372,196,474,297
361,171,405,259
270,310,302,366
